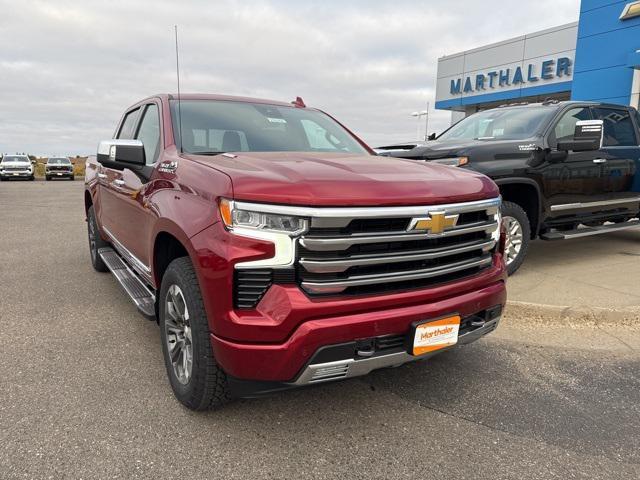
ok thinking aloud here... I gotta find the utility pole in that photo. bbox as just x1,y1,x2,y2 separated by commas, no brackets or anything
411,108,429,141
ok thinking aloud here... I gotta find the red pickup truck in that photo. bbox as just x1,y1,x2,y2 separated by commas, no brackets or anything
84,94,506,409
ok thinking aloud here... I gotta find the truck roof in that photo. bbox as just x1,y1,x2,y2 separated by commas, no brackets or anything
142,93,296,108
497,100,632,110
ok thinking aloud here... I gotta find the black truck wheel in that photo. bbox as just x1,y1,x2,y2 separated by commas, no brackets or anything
87,206,109,272
501,201,530,275
159,257,231,410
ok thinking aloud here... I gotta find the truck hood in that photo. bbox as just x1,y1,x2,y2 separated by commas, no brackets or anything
187,152,498,206
1,161,31,167
388,137,541,160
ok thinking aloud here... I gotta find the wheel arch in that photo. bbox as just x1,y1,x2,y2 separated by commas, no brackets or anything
494,178,542,239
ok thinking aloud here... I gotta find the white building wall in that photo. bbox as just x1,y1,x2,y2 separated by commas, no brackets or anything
435,23,578,108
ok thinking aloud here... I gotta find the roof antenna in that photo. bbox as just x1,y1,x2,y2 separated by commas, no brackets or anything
174,25,183,153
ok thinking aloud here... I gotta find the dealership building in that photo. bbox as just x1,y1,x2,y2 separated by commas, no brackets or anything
435,0,640,123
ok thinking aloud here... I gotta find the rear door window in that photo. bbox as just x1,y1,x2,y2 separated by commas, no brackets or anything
592,108,638,147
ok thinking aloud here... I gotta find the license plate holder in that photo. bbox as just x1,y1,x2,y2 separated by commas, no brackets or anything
410,314,461,356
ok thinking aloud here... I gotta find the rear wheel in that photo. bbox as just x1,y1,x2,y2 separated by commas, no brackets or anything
501,201,531,275
159,257,231,410
87,205,109,272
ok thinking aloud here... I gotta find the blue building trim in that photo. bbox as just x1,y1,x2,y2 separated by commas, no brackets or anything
571,0,640,104
435,81,573,110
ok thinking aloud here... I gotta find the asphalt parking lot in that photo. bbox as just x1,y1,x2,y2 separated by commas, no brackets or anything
1,180,639,479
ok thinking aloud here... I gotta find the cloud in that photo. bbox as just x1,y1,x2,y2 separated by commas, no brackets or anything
0,0,579,155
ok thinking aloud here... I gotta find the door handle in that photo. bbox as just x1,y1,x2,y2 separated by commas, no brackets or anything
593,158,607,164
113,179,125,187
97,173,107,179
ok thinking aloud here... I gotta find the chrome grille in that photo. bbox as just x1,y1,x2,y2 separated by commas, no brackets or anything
296,198,501,296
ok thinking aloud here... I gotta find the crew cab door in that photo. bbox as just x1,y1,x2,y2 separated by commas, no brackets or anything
589,106,640,202
98,103,162,275
541,106,608,217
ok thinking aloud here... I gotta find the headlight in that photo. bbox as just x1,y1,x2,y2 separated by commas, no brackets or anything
429,156,468,167
219,198,307,236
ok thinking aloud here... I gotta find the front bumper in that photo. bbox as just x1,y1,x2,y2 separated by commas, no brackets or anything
46,170,73,177
226,310,501,397
1,171,32,178
210,277,506,387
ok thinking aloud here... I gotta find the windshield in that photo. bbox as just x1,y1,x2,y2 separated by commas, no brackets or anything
48,158,71,164
438,107,556,142
2,155,29,163
170,100,369,155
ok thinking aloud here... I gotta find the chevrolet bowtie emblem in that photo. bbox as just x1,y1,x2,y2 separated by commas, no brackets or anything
409,212,459,234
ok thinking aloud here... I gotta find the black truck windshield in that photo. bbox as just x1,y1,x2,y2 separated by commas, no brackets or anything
438,106,556,142
170,100,369,155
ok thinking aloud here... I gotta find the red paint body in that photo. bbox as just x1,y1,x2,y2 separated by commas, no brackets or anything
86,94,506,383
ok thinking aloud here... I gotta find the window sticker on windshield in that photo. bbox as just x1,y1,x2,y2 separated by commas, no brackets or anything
267,117,287,124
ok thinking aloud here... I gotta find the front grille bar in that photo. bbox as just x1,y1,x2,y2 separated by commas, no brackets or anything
301,255,493,294
300,238,495,274
299,220,498,252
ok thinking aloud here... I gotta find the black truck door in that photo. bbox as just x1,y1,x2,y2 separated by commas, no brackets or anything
590,106,640,202
541,106,608,217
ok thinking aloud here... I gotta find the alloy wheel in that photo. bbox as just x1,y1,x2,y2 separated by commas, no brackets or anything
88,216,96,262
164,285,193,385
502,215,523,266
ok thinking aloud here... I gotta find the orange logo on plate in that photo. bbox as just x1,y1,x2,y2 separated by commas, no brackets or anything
413,315,461,356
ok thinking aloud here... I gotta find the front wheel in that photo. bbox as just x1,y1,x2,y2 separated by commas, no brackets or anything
159,257,231,410
87,205,109,272
501,201,531,276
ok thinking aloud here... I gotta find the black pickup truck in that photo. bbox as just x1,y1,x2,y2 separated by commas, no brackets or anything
380,101,640,274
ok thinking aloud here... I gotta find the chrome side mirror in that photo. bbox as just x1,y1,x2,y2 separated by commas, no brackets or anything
557,120,604,152
97,139,145,168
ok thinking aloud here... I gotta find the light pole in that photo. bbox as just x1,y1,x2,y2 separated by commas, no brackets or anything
411,104,429,141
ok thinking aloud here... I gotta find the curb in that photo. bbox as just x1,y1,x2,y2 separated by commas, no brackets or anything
503,300,640,329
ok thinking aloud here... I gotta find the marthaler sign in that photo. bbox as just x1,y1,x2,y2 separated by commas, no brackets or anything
450,57,572,95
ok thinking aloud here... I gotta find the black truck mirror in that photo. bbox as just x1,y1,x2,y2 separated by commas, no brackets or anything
96,139,146,170
557,120,604,152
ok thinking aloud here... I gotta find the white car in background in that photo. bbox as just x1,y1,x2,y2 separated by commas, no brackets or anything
0,155,34,181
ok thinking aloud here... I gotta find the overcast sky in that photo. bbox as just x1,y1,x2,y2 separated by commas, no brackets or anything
0,0,580,156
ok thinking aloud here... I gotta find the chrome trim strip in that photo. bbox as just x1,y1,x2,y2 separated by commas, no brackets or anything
301,255,493,294
299,221,498,251
550,196,640,212
292,318,500,385
102,226,152,282
234,197,501,220
300,239,496,274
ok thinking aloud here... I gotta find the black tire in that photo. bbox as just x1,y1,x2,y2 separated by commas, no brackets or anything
70,175,75,181
29,175,35,181
159,257,231,410
46,176,51,181
501,201,531,276
87,205,109,272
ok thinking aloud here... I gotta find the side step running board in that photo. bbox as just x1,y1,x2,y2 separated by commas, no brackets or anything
98,247,156,318
540,219,640,241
